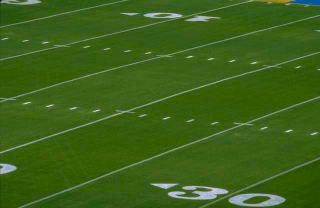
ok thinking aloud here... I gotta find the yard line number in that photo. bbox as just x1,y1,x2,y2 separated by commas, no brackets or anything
1,0,41,5
151,183,286,207
122,12,221,22
0,163,17,174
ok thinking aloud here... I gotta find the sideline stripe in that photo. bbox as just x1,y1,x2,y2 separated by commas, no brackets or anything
1,51,319,154
0,1,253,62
1,15,319,103
198,155,320,208
0,0,129,28
17,95,320,208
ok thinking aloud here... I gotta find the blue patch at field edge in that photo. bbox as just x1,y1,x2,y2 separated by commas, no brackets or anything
290,0,320,5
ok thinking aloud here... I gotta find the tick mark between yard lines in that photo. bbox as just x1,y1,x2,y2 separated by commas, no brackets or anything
211,122,219,125
83,46,91,49
22,40,29,42
2,38,9,40
69,107,78,110
295,66,302,69
16,96,320,208
92,109,101,113
260,127,268,130
285,129,294,133
145,52,152,54
139,114,147,118
229,60,236,63
104,48,111,51
208,58,215,61
22,102,32,105
163,117,171,120
187,56,194,59
42,42,50,45
186,119,195,123
124,50,131,52
311,132,318,136
46,104,54,108
251,62,258,65
0,1,253,62
2,51,320,105
1,0,129,28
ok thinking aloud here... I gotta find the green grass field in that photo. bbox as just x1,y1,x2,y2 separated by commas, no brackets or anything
0,0,320,207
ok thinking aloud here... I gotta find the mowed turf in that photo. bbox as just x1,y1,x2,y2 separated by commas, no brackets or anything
0,0,319,208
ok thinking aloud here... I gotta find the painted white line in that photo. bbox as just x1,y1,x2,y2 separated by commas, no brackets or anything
42,42,50,45
69,107,78,110
168,15,320,57
285,129,294,133
163,117,171,120
211,122,219,125
229,60,236,63
104,48,111,51
263,65,281,68
311,132,318,136
17,96,320,208
267,2,272,4
92,109,101,113
156,55,172,58
0,97,16,101
1,51,320,106
2,38,9,40
234,122,254,126
186,56,194,59
295,66,302,69
260,127,268,130
54,45,70,48
22,102,32,105
251,62,258,65
286,3,291,5
145,52,152,55
198,155,320,208
46,104,54,108
121,13,139,16
83,46,91,49
186,119,195,123
116,110,135,114
139,114,147,118
22,40,29,43
0,0,129,28
208,58,215,61
124,50,131,53
0,1,253,62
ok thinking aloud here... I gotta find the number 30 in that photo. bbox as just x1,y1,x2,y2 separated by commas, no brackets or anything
1,0,41,5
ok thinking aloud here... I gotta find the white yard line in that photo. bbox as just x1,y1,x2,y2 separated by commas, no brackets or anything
17,95,320,208
0,0,129,28
198,155,320,208
0,1,253,62
1,15,320,104
1,50,320,155
1,51,320,154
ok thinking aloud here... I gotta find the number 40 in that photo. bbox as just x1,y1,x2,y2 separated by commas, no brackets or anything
151,184,286,207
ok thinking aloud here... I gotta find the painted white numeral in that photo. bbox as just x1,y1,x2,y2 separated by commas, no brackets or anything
168,186,228,200
1,0,41,5
229,194,286,207
144,13,183,19
0,163,17,174
186,16,221,22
